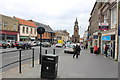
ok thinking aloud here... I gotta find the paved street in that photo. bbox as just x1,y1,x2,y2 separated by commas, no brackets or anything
1,46,63,72
1,48,118,78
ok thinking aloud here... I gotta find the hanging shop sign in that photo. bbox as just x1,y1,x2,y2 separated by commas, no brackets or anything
99,23,109,30
102,36,111,41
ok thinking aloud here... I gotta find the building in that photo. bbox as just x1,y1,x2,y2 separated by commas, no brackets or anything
34,21,54,43
72,18,80,43
15,17,37,41
54,30,70,43
88,1,119,60
0,14,19,41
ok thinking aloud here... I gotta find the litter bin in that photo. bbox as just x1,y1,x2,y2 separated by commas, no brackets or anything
90,47,94,53
41,54,58,79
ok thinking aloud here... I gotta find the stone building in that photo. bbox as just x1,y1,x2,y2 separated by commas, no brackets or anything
88,1,119,60
54,30,70,43
72,18,80,43
34,21,55,43
15,17,37,41
0,14,19,41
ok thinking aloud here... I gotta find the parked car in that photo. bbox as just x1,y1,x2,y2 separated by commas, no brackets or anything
0,41,8,49
64,44,75,53
16,42,25,49
16,42,32,49
42,42,51,47
36,41,43,46
55,43,63,48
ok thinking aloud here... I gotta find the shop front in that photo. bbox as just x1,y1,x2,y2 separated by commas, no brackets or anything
102,35,115,59
0,31,18,41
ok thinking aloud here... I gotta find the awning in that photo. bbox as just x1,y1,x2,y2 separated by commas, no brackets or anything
20,37,29,39
30,37,35,39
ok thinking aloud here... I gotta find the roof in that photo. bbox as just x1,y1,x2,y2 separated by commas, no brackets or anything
34,21,53,32
15,17,37,27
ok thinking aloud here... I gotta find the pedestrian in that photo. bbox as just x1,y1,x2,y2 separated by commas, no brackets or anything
85,44,88,49
73,44,80,58
93,44,98,54
104,43,109,57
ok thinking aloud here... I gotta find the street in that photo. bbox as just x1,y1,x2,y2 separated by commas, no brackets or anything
1,46,118,78
1,46,64,72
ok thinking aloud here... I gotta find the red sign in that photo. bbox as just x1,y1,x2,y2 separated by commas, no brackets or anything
0,31,18,35
99,23,109,30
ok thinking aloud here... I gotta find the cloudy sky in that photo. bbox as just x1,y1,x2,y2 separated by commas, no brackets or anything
0,0,96,37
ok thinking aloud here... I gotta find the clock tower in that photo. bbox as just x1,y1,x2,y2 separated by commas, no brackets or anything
72,18,80,43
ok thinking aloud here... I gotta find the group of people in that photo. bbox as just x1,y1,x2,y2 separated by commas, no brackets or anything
73,44,81,58
72,43,109,58
93,43,109,57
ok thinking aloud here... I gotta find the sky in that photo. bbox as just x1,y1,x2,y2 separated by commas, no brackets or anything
0,0,96,38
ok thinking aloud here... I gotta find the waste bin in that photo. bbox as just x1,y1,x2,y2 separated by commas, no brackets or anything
90,47,94,53
41,54,58,79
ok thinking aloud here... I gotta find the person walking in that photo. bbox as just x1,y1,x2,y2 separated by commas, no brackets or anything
93,44,98,54
73,44,80,58
104,43,109,57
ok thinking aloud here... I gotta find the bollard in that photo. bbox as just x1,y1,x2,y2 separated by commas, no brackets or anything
45,50,47,54
32,48,34,67
53,49,55,55
19,49,22,73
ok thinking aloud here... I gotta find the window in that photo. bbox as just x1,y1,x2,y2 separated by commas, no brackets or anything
3,22,7,28
104,15,108,23
26,27,28,33
111,6,117,27
14,24,16,30
34,28,36,34
23,27,25,33
31,28,32,34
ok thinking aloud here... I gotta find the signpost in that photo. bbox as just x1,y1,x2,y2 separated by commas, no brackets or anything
37,27,45,64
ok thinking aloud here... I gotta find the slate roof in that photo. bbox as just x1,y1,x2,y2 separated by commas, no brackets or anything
34,21,53,32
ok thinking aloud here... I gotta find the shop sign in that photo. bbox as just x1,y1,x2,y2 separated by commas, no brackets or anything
102,36,111,41
99,23,109,30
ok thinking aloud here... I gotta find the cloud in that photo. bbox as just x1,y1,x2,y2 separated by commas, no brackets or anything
0,0,96,37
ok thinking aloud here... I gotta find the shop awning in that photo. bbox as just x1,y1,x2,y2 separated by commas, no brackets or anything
20,37,28,39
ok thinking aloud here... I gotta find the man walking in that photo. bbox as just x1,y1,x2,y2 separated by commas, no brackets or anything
104,43,109,57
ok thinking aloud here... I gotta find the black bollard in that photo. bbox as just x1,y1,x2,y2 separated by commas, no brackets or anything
53,49,55,55
19,49,22,73
45,50,47,54
32,48,34,67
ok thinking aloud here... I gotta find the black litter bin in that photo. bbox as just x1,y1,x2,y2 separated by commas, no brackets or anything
90,47,94,53
41,54,58,79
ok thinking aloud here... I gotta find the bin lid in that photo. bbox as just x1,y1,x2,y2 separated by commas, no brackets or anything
42,54,58,57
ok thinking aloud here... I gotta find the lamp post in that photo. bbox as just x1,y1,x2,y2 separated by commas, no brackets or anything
37,27,45,64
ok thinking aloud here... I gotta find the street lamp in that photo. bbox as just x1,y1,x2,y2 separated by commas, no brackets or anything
37,27,45,64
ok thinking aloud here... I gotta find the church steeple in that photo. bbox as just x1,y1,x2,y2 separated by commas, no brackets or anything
75,17,78,25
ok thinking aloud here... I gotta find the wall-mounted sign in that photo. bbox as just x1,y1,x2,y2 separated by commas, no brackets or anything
102,36,111,41
99,23,109,30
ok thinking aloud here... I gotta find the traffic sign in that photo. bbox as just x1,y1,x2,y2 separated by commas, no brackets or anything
37,27,45,34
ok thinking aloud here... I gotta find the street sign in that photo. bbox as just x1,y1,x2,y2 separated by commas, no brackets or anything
37,27,45,34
